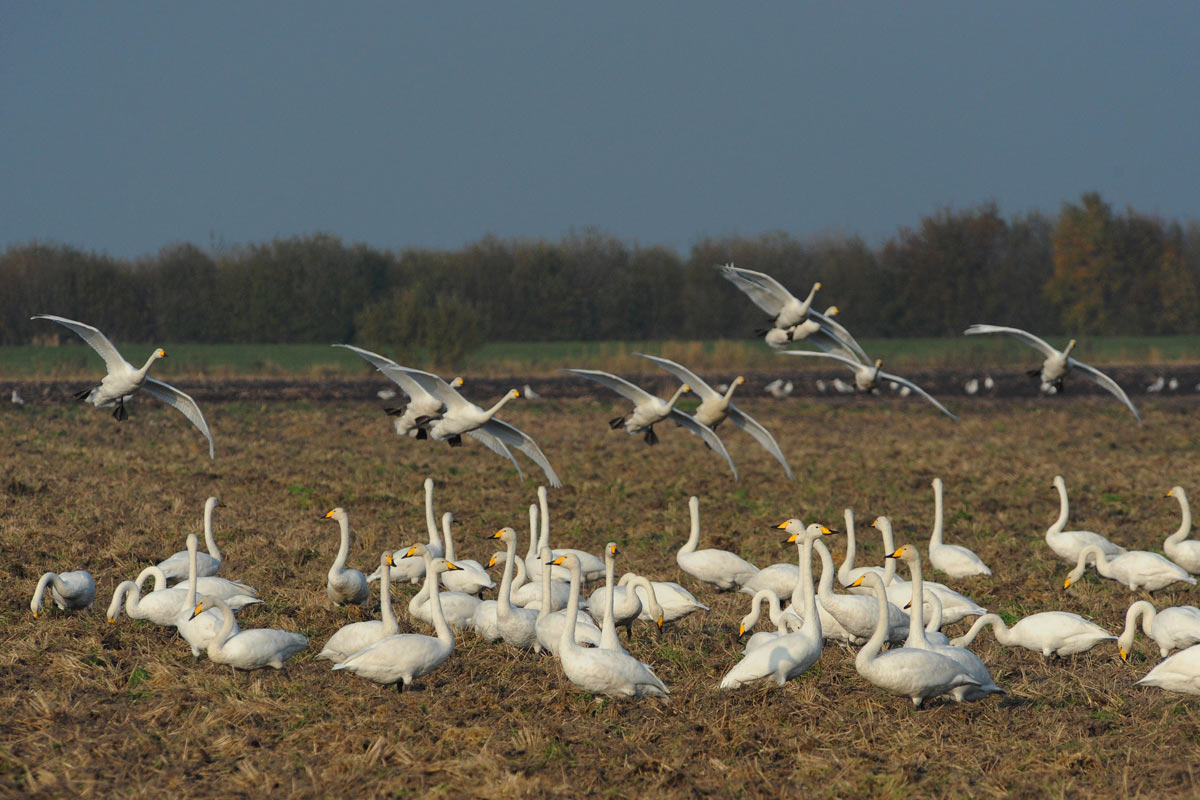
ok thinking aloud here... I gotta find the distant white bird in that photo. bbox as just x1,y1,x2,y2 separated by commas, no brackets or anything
191,596,308,672
1135,644,1200,696
1064,545,1196,593
32,314,215,457
1147,376,1165,393
522,384,541,399
814,379,828,394
983,376,995,391
1169,378,1180,391
10,388,24,406
964,378,979,395
324,507,369,607
963,324,1139,421
781,351,958,420
765,379,795,399
376,388,397,401
676,496,759,590
831,378,855,395
563,368,737,479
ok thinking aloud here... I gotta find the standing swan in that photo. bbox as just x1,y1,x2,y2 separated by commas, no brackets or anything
190,596,308,672
324,508,369,607
535,547,602,655
157,497,224,580
1164,486,1200,574
32,314,215,457
488,527,541,650
317,552,402,662
928,478,992,578
1064,545,1196,593
676,496,759,591
31,570,96,616
1044,476,1126,564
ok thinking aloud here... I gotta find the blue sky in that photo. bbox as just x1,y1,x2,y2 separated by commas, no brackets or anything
3,2,1197,258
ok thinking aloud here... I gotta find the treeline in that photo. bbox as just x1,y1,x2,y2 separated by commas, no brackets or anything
2,192,1198,362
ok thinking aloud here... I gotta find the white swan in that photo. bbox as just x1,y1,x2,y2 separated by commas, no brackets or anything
1164,486,1200,574
318,552,402,662
489,527,541,650
407,543,481,631
951,611,1115,658
562,368,738,479
676,496,759,590
737,589,790,654
780,350,958,420
907,589,950,646
717,264,821,329
928,478,992,578
31,570,96,616
370,478,446,585
774,521,868,644
469,551,516,642
595,543,627,652
622,574,708,625
323,507,369,607
107,577,259,626
636,354,793,479
135,566,256,600
963,324,1140,420
838,508,889,589
535,547,602,655
32,314,215,457
156,496,224,579
811,538,907,643
190,596,307,671
550,554,669,698
1044,476,1126,564
866,517,986,623
1117,600,1200,660
590,565,665,644
1134,644,1200,695
438,512,495,595
719,525,823,689
174,533,242,658
1064,544,1196,593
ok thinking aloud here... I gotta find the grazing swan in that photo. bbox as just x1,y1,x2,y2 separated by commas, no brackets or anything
370,478,446,585
334,552,458,690
107,578,259,627
191,596,308,671
438,512,495,595
323,508,369,607
562,368,738,479
963,324,1140,420
1064,545,1196,593
318,552,402,662
719,525,823,689
622,573,709,625
550,554,669,698
489,527,541,650
1134,644,1200,695
1044,476,1126,564
676,496,759,590
950,612,1115,658
31,570,96,616
156,497,226,580
136,566,256,600
850,573,980,706
1164,486,1200,574
535,547,602,655
928,478,992,578
780,350,958,420
32,314,215,457
635,354,793,479
1117,600,1200,660
396,368,561,487
737,589,791,654
888,544,1003,701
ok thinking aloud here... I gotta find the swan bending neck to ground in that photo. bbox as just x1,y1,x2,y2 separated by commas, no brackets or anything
950,612,1115,658
31,570,96,616
1065,545,1196,593
1118,600,1200,660
324,507,369,607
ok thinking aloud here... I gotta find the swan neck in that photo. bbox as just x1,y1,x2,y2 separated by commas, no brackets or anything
538,489,550,551
722,382,740,403
538,551,553,621
33,573,55,611
878,522,898,584
186,537,199,606
858,578,890,666
559,559,583,655
497,534,517,611
813,539,835,599
137,566,168,593
424,480,438,543
424,555,454,646
930,481,944,548
838,510,856,585
798,536,818,636
665,384,688,409
203,499,221,561
441,514,456,561
484,392,516,419
331,515,352,576
1168,490,1192,544
681,497,700,554
962,614,1006,646
904,555,928,646
1051,480,1069,534
602,551,617,640
208,599,237,659
526,505,539,561
379,560,398,632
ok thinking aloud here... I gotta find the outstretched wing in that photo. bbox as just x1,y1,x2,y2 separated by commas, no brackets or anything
716,263,797,317
805,309,872,365
332,344,438,406
482,418,562,488
666,408,739,481
877,370,959,422
31,314,131,374
561,368,657,405
778,349,865,372
963,324,1059,359
466,430,526,480
397,367,472,413
142,378,216,458
725,403,793,479
1068,359,1141,422
634,353,719,402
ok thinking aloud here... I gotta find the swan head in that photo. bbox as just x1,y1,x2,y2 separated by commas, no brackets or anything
438,559,461,573
384,552,396,567
189,596,219,619
606,543,620,557
206,497,222,511
549,553,579,569
774,518,805,534
1053,475,1065,489
487,552,503,568
490,527,516,544
405,542,431,559
510,389,520,399
825,306,838,316
324,507,347,522
1063,577,1073,590
888,544,917,562
154,348,167,359
1064,339,1077,356
738,622,747,638
784,523,836,544
452,377,464,388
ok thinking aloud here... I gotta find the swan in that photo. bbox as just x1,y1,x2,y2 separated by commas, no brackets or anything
675,496,759,591
773,521,855,644
950,611,1115,658
32,314,215,457
438,512,495,595
738,558,799,600
928,478,992,578
737,589,791,654
135,566,256,600
396,368,561,487
407,543,481,631
1164,486,1200,574
561,368,738,479
622,573,709,625
719,525,823,689
1044,476,1126,564
590,564,666,644
107,576,259,626
838,508,889,589
535,547,602,655
156,497,225,580
317,552,402,662
469,550,516,642
1064,544,1196,593
850,573,980,706
865,517,986,623
550,554,669,698
635,354,793,479
190,596,308,671
174,533,246,658
370,478,445,585
716,263,820,329
811,538,907,643
488,527,541,650
963,324,1140,420
907,589,951,646
323,508,369,607
1117,600,1200,660
594,543,628,652
1134,644,1200,695
334,552,458,690
31,570,96,616
780,351,958,420
535,486,605,583
888,544,1003,701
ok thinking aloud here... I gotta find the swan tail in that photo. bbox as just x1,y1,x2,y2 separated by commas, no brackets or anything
608,416,626,429
73,387,92,401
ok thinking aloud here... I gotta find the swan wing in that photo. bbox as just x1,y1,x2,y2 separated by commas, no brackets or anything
716,263,796,317
142,378,216,458
395,367,473,413
877,370,959,421
667,408,738,481
482,418,563,488
963,324,1059,358
466,429,526,480
634,353,721,402
31,314,132,374
806,310,872,364
778,349,864,372
725,403,793,479
1066,359,1141,422
332,344,435,403
561,368,656,405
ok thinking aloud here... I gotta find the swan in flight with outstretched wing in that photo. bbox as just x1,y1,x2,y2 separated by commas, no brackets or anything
31,314,215,458
963,324,1139,421
780,350,957,420
716,263,820,329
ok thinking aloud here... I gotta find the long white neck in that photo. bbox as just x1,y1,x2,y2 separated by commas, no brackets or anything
483,391,517,420
32,573,56,613
795,534,819,639
957,614,1007,647
1119,600,1155,652
902,553,929,648
441,513,456,561
722,381,740,403
813,538,836,603
185,536,199,607
137,566,169,593
207,597,238,660
137,350,163,379
856,576,890,669
627,576,662,624
746,589,784,631
680,496,701,555
497,533,518,613
876,520,898,584
379,558,398,634
203,498,221,562
526,504,539,562
664,384,688,410
558,557,584,656
600,548,619,648
838,509,857,585
538,487,551,551
1167,489,1192,545
799,282,819,315
929,479,944,548
331,514,352,578
106,581,136,620
1050,478,1070,535
923,589,943,633
1072,545,1111,580
423,555,454,647
424,482,442,550
537,548,553,622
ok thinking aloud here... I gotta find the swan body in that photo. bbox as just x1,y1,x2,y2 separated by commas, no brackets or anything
623,575,708,624
32,314,215,457
490,527,541,650
780,350,958,420
737,589,791,654
318,552,402,662
951,612,1115,658
1064,545,1196,593
408,574,482,631
1118,601,1200,660
324,508,369,607
928,478,992,578
31,570,96,616
191,596,308,671
171,533,241,658
676,495,759,590
1044,476,1126,564
1164,486,1200,574
738,562,799,599
811,538,907,643
369,478,445,584
156,497,225,579
1135,645,1200,695
136,566,256,600
107,580,258,627
437,512,495,595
